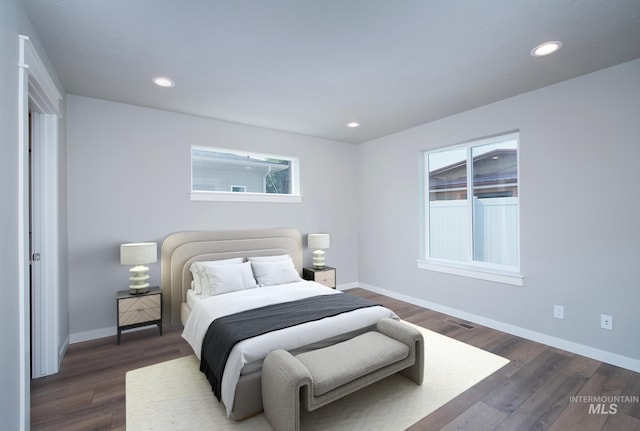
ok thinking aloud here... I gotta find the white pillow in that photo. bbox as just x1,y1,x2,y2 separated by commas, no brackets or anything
201,261,258,296
250,259,302,287
189,263,206,294
247,254,292,262
190,258,244,294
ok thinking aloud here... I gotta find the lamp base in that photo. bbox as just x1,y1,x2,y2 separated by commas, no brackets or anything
312,249,326,269
128,266,150,294
129,288,150,295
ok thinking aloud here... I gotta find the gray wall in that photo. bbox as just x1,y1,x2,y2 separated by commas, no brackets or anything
357,59,640,364
66,95,359,338
0,0,67,429
2,4,636,427
0,4,23,428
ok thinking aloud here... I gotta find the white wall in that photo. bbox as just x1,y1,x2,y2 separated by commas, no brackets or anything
66,96,359,339
358,59,640,367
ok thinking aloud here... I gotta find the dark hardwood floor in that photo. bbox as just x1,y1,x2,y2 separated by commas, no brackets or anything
30,288,640,430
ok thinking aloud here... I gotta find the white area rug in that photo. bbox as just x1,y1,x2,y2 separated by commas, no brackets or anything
126,323,509,430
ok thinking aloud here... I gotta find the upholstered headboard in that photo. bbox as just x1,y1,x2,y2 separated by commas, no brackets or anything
160,228,303,325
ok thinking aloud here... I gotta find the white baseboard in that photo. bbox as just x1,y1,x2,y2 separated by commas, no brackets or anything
59,335,69,364
69,324,158,344
337,282,358,291
69,326,116,344
358,282,640,373
67,281,640,373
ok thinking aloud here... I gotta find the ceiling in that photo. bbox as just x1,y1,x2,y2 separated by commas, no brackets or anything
23,0,640,144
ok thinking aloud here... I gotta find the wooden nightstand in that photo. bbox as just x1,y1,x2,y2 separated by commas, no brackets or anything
116,287,162,344
303,266,336,289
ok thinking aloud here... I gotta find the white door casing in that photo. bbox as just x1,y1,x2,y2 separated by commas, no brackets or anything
18,34,63,430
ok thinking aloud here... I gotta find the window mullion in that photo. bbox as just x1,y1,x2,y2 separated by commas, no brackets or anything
466,145,474,263
424,153,430,259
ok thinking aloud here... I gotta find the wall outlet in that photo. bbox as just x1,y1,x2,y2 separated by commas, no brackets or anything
554,305,564,319
600,314,613,330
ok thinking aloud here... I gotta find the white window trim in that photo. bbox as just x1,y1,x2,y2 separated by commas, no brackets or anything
191,191,302,203
191,145,302,203
420,131,521,284
417,259,524,286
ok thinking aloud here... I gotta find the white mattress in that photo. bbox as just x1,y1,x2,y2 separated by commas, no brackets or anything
186,288,202,309
181,281,397,416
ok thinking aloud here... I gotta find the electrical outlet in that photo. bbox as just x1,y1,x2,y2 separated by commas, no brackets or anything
554,305,564,319
600,314,613,330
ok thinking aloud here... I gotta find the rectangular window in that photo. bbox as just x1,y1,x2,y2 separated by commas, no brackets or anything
190,146,301,203
420,132,522,285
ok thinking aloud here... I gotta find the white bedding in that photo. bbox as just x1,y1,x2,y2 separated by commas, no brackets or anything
181,281,397,416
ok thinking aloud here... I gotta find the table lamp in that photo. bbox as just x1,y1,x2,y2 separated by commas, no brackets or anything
120,242,157,294
307,234,330,269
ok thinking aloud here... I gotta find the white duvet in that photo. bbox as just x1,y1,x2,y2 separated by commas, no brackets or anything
181,281,397,416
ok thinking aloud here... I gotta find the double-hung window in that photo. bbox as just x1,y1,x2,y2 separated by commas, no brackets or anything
419,132,522,285
190,146,301,203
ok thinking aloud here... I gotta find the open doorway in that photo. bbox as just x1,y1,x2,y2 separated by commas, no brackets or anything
29,108,61,379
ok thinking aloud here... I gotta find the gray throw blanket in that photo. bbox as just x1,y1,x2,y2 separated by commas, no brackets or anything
200,293,380,401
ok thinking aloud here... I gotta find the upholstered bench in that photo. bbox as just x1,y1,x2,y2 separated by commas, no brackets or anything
261,318,424,431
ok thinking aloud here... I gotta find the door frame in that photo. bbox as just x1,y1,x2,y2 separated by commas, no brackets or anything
18,34,63,429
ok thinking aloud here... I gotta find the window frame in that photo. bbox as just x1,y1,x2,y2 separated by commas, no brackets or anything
418,132,523,286
190,145,302,203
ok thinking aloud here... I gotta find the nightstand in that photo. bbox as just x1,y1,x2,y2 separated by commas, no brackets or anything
303,266,336,289
116,287,162,344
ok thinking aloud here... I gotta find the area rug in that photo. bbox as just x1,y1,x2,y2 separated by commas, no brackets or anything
126,322,509,430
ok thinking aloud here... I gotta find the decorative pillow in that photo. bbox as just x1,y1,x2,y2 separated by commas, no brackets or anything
190,258,244,294
201,261,258,296
247,254,292,262
250,259,303,287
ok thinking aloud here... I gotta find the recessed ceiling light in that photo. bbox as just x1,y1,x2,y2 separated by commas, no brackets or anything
346,122,360,128
530,41,563,57
152,76,175,87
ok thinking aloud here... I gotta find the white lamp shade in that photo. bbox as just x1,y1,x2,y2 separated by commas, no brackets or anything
308,234,330,249
120,242,157,265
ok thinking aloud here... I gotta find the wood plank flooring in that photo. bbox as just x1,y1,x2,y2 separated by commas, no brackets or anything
30,288,640,430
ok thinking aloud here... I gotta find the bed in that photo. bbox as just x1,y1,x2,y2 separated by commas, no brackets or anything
160,228,398,420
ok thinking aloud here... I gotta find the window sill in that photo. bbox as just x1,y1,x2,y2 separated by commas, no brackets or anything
190,191,302,203
416,260,523,286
